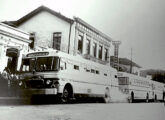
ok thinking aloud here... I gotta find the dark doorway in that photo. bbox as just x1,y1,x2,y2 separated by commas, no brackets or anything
6,48,19,74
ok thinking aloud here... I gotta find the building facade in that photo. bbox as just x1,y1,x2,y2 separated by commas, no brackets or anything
4,6,74,53
0,23,30,73
3,6,112,65
73,17,111,64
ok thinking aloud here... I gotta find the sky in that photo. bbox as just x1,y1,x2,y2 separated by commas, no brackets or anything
0,0,165,70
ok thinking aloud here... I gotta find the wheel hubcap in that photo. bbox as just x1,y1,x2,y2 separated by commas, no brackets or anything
63,89,69,98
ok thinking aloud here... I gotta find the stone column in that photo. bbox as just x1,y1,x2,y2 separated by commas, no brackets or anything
82,33,86,55
102,44,105,61
0,44,3,72
108,47,110,62
96,41,99,59
0,44,8,72
90,37,93,56
17,47,23,71
74,29,78,55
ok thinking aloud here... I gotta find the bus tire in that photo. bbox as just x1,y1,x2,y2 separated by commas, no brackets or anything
129,92,134,103
103,88,110,103
154,95,157,102
61,84,73,103
146,93,149,103
163,92,165,102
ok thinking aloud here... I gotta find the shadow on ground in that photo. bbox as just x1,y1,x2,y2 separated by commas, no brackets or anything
0,95,107,105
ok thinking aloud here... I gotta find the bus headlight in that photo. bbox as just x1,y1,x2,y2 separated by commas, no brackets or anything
46,80,52,85
18,81,23,86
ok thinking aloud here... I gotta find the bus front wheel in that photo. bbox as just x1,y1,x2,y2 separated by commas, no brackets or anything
154,95,157,102
146,93,149,103
61,85,73,103
103,88,110,103
129,92,134,103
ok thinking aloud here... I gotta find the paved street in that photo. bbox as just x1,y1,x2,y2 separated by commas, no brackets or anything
0,101,164,120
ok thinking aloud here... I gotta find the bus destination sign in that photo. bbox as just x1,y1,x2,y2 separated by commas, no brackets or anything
27,52,49,57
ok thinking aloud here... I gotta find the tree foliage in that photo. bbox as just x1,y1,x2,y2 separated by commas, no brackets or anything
152,73,165,83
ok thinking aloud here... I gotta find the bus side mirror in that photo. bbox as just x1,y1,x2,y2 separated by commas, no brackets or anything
60,62,66,70
60,66,64,70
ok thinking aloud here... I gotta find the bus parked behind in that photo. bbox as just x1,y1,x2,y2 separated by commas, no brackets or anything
117,72,165,103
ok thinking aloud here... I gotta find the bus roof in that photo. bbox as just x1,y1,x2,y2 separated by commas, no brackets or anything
117,72,151,81
25,50,116,72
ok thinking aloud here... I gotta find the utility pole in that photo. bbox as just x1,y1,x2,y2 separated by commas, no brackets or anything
112,41,121,71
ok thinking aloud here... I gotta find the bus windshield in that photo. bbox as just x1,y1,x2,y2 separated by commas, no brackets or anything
21,57,59,72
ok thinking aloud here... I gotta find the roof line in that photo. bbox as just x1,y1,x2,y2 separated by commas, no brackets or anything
13,5,74,26
74,17,112,42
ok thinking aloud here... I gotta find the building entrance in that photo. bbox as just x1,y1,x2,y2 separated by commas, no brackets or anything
6,48,19,74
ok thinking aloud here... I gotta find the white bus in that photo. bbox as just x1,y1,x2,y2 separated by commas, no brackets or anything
18,50,118,103
151,80,164,102
117,72,165,102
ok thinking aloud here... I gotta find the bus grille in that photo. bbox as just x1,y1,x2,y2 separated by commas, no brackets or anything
26,79,44,88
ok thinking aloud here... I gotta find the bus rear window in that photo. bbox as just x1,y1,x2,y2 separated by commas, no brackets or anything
118,77,129,85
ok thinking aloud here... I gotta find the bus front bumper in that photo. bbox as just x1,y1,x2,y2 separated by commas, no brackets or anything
18,88,58,97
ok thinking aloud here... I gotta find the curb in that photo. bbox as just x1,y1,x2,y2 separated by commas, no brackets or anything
0,97,30,105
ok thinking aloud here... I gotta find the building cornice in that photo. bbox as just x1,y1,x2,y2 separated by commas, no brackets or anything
0,23,29,36
74,17,112,42
0,29,31,44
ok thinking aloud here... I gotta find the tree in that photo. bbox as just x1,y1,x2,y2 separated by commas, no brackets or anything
152,73,165,83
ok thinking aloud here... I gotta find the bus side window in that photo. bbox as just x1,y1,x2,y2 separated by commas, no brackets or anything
91,69,95,73
74,65,79,70
96,70,99,74
85,68,90,72
104,73,107,76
